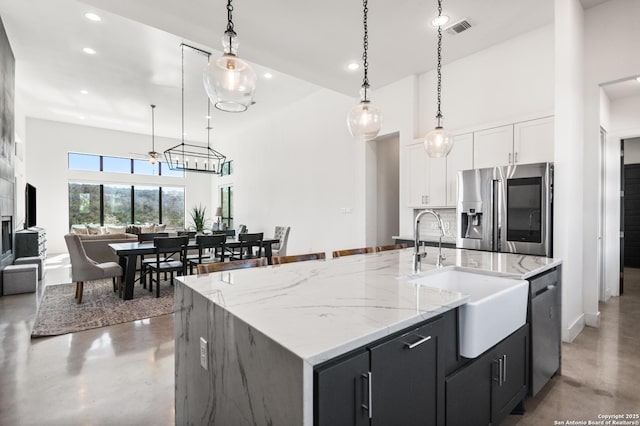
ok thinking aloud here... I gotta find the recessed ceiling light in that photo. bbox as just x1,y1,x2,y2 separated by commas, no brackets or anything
78,115,86,120
347,62,360,71
82,47,96,55
85,12,101,22
263,72,273,79
80,90,89,95
205,115,211,119
431,15,450,27
183,132,188,136
636,76,640,83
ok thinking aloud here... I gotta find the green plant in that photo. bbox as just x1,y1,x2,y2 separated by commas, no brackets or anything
189,204,210,232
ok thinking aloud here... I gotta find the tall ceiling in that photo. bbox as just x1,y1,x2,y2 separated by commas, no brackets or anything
0,0,571,145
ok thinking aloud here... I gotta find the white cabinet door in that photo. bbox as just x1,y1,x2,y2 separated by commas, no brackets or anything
406,142,428,207
473,125,514,168
446,133,474,206
427,156,447,207
514,116,554,164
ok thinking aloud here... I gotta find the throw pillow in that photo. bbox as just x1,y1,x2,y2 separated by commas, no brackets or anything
70,225,88,235
140,224,156,233
106,225,126,234
155,223,167,232
86,224,102,235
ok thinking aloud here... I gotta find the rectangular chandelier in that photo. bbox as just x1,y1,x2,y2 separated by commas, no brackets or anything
163,142,226,174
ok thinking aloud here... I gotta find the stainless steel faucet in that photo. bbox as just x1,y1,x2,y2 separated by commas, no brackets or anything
413,209,446,274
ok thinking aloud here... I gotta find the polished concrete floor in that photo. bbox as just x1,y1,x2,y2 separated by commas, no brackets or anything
1,256,639,425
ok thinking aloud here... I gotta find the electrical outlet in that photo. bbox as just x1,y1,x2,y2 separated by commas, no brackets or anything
200,337,208,370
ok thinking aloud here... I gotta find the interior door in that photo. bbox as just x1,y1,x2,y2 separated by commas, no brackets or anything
623,163,640,267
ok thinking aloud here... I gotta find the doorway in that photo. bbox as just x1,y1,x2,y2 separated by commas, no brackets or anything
365,133,400,246
622,138,640,295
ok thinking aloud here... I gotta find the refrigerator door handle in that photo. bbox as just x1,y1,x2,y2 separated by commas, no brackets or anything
492,179,501,252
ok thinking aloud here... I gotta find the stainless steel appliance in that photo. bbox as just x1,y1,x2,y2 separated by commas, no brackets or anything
456,162,553,257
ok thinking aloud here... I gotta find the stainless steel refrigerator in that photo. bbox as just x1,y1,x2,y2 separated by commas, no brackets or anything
456,162,553,257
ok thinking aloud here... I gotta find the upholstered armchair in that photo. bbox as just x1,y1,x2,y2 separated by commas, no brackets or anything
272,226,291,257
64,234,123,304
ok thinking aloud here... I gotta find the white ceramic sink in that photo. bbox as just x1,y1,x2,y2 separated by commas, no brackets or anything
410,268,528,358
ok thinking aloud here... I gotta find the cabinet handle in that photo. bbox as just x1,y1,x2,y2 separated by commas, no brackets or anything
502,354,507,384
495,357,504,386
360,372,373,419
508,152,512,164
404,334,432,349
514,152,519,163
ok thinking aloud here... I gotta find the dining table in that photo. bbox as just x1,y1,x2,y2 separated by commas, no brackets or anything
109,237,280,300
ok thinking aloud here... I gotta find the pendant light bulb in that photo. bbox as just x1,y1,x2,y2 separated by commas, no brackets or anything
347,0,382,140
424,117,454,158
203,1,256,113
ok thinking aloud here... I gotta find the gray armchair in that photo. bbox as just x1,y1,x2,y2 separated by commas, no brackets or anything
64,234,123,304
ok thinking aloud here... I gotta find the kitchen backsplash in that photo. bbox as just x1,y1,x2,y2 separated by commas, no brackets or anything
414,208,457,243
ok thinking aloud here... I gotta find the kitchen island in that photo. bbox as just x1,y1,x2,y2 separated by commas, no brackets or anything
174,247,561,425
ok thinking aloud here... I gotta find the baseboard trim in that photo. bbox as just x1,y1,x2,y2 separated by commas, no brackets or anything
585,311,601,328
563,314,585,343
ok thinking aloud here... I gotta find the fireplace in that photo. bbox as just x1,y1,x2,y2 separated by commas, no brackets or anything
1,216,12,260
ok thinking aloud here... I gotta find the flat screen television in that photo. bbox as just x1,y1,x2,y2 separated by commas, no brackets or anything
25,183,36,228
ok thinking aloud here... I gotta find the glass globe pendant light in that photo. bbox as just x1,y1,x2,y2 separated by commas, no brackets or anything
347,0,382,140
203,0,256,113
148,104,159,164
424,0,454,157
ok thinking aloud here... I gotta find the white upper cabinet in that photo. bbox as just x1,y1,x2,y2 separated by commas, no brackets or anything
446,133,473,206
473,117,554,169
473,125,514,169
405,142,447,208
513,116,554,165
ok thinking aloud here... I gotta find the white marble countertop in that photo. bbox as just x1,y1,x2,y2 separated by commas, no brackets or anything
176,247,561,365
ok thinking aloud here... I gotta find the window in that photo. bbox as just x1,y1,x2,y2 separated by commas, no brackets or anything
69,153,100,171
134,186,160,224
69,182,101,225
103,156,132,174
133,159,159,176
220,185,233,229
68,183,185,228
103,184,132,225
221,161,233,176
161,187,185,229
160,162,185,177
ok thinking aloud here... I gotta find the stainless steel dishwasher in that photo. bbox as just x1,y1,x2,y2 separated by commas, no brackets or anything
529,266,562,396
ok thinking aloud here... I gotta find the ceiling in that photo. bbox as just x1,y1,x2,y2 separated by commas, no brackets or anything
602,77,640,101
0,0,594,146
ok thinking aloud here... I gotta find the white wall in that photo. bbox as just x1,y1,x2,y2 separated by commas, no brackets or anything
25,118,213,254
418,25,554,136
584,0,640,319
554,0,585,341
214,88,366,256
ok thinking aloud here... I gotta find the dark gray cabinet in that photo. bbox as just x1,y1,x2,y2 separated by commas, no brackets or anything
445,324,529,426
370,318,444,426
315,316,447,426
14,227,46,259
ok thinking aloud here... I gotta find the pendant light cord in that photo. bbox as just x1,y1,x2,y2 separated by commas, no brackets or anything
151,104,156,152
226,0,236,52
361,0,370,101
436,0,443,121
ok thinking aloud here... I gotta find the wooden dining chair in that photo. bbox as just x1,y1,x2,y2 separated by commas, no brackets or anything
138,232,170,288
332,247,377,258
147,236,189,297
376,243,409,252
197,257,268,274
230,232,264,260
272,252,326,265
188,234,226,274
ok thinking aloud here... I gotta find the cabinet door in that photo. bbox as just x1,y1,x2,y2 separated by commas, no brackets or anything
427,156,447,207
513,116,554,165
406,143,428,207
315,351,370,426
473,125,514,168
370,319,444,426
445,355,492,426
446,133,473,206
491,325,529,424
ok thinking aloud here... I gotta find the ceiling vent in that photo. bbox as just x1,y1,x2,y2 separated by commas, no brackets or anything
444,18,472,36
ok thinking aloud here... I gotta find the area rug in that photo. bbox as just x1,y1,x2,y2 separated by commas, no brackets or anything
31,278,175,338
